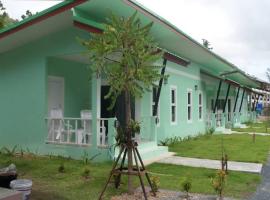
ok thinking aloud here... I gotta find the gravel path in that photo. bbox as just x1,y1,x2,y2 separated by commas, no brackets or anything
249,155,270,200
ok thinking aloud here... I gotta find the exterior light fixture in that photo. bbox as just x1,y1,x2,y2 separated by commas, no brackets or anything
164,77,168,85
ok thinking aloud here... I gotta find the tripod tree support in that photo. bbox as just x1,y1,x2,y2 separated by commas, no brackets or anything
99,142,155,200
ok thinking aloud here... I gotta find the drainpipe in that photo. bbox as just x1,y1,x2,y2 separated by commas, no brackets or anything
239,89,245,112
233,87,240,113
153,58,167,118
223,84,231,113
213,80,222,113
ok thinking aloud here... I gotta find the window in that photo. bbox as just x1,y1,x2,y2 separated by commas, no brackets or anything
170,86,177,124
151,86,160,125
198,92,203,120
187,90,192,122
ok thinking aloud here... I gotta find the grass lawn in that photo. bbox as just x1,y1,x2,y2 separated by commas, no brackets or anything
232,121,270,133
0,153,261,199
169,133,270,163
0,154,125,200
148,163,260,199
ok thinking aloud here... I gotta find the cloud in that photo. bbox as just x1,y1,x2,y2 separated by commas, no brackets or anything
136,0,270,81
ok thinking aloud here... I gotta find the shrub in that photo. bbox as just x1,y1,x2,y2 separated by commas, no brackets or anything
159,136,182,146
1,145,18,157
212,170,226,199
82,168,90,179
81,151,101,164
58,163,65,173
182,177,192,199
205,127,215,136
150,176,160,193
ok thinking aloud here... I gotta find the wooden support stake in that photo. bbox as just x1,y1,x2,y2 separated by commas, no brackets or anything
99,142,154,200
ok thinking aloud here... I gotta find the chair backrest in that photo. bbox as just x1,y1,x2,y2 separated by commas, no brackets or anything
49,109,63,119
80,110,92,120
80,110,92,131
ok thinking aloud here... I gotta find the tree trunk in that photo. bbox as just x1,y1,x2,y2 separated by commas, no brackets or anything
124,88,133,194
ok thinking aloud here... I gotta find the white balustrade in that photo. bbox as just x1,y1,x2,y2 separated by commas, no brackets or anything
46,117,92,146
97,118,109,147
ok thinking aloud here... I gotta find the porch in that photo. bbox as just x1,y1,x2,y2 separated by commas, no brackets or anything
44,56,158,152
206,111,257,131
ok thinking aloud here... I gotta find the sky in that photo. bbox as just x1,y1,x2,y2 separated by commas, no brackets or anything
2,0,270,82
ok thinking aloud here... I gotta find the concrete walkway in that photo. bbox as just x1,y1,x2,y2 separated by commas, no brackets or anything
249,156,270,200
224,130,270,136
158,156,262,173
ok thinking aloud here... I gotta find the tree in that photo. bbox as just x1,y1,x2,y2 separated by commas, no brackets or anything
82,12,162,197
266,68,270,83
0,0,7,29
0,1,17,29
21,10,33,20
202,38,213,50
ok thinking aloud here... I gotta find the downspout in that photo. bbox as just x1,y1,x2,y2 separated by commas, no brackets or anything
239,89,245,112
223,84,231,113
233,87,240,112
213,80,222,113
153,58,167,120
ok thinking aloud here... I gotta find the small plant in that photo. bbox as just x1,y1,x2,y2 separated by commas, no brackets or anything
211,170,226,199
82,168,90,179
20,147,24,157
159,138,170,146
205,127,215,136
58,163,65,173
81,151,100,164
113,174,121,188
82,150,90,165
1,145,18,157
182,177,192,199
159,136,182,146
150,176,160,194
129,119,141,137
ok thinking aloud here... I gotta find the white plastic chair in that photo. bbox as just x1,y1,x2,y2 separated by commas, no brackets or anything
78,110,92,144
48,109,71,142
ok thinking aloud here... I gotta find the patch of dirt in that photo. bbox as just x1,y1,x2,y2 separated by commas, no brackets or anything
111,188,236,200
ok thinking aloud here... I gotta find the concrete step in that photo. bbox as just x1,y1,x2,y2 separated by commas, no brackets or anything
114,142,173,165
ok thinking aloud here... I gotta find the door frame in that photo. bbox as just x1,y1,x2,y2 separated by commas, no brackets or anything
48,76,65,113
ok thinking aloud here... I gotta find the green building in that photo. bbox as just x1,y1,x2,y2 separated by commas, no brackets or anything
0,0,263,162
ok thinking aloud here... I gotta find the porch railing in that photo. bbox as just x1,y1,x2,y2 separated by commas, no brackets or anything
97,118,116,147
46,117,92,146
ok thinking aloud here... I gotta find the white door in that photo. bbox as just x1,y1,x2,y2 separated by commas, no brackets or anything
48,76,64,113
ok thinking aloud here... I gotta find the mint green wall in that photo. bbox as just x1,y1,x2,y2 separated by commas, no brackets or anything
140,61,207,142
47,57,91,118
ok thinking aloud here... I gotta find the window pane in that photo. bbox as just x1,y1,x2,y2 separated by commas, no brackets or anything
199,107,202,119
172,106,176,122
153,87,157,102
199,93,202,105
188,106,191,120
171,89,175,104
188,92,191,104
152,104,155,116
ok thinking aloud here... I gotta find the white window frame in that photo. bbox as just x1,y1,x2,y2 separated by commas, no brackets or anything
170,85,177,125
151,86,160,127
198,91,203,121
187,89,192,123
